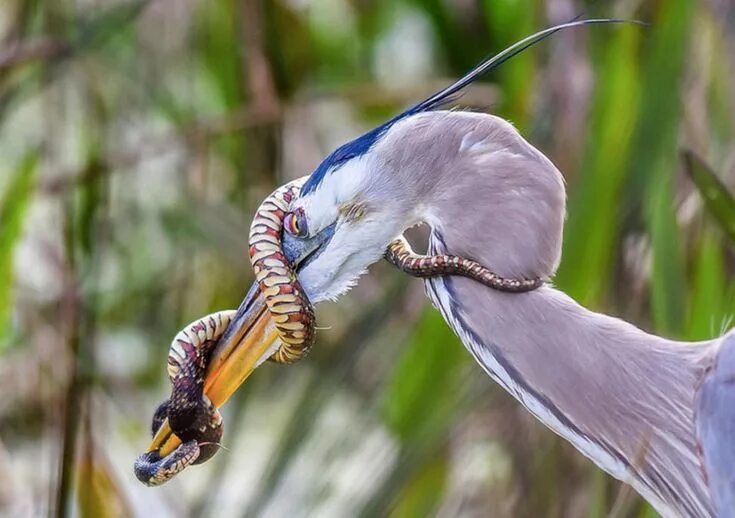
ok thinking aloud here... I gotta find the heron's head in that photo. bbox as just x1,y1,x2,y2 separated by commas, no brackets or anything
280,18,632,298
282,126,416,302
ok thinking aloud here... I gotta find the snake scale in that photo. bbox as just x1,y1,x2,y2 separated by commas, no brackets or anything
248,180,316,364
134,179,542,485
134,311,234,485
134,179,315,486
385,235,542,292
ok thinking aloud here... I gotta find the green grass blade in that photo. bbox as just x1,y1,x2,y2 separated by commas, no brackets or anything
626,0,694,334
647,171,687,334
0,153,38,346
381,309,467,442
389,453,448,518
682,150,735,243
479,0,536,129
687,230,728,340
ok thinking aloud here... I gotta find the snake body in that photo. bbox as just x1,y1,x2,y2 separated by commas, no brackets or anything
135,180,542,485
134,179,314,485
248,179,316,364
134,311,234,486
384,236,542,292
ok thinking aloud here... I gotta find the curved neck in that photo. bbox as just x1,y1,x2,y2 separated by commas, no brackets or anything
373,111,566,279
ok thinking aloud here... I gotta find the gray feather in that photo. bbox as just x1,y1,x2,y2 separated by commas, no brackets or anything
697,331,735,517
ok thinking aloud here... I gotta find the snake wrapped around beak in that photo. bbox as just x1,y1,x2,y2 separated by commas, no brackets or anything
248,179,316,364
134,178,315,486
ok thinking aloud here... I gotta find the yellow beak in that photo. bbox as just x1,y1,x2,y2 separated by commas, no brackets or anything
147,290,280,457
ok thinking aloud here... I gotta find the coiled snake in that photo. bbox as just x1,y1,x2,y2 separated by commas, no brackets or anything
134,179,542,485
134,179,314,485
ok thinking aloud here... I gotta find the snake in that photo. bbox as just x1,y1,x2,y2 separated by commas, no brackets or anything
134,179,316,486
134,311,234,486
247,179,316,364
134,180,542,485
384,235,543,292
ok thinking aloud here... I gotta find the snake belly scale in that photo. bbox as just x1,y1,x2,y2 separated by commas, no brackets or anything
248,179,316,364
134,179,317,485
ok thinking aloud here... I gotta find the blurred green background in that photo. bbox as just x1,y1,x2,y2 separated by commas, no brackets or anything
0,0,734,516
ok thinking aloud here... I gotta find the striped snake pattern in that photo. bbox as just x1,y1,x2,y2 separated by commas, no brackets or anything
134,311,234,486
135,180,313,485
384,235,543,293
248,178,316,364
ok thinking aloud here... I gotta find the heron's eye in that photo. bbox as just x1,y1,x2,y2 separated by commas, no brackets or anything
284,208,308,237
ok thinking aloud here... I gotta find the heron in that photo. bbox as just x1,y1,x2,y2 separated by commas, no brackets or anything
138,20,734,517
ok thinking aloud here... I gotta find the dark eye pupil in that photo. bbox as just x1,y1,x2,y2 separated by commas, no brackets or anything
296,213,307,235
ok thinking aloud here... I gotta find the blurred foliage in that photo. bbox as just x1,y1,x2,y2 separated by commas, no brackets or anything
382,310,467,442
0,0,733,517
684,150,735,244
0,153,36,346
76,427,131,518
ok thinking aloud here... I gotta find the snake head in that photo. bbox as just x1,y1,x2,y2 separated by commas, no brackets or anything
136,396,224,485
134,440,202,486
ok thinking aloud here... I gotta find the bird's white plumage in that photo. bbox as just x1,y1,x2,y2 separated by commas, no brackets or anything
291,153,414,302
293,155,371,237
